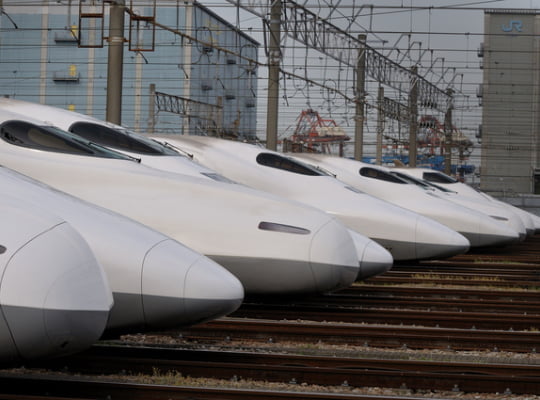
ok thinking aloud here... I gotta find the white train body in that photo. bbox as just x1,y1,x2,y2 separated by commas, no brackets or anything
2,167,244,333
5,101,391,273
152,135,477,262
392,167,540,235
290,154,521,248
389,169,527,240
0,195,112,363
0,107,363,295
0,97,241,182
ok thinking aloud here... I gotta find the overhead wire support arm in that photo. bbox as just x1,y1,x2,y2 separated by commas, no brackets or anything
226,0,451,112
155,91,222,120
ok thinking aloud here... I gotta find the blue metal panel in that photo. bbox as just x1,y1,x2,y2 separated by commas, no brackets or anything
0,3,258,138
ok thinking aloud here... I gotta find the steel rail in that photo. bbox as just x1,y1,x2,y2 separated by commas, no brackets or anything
392,264,540,275
364,275,536,288
230,302,539,330
246,293,540,314
340,285,540,301
173,318,539,353
0,373,455,400
23,345,540,395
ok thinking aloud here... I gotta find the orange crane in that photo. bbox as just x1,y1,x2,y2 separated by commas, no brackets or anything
283,109,350,155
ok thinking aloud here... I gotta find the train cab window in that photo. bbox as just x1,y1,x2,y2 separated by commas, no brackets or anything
423,171,457,184
427,182,456,193
392,171,432,189
201,172,236,183
359,167,406,183
1,120,135,160
69,122,178,156
256,153,322,176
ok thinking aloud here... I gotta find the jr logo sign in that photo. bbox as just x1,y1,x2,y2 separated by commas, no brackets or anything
501,20,523,32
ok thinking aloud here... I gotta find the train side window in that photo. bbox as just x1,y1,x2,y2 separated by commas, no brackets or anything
256,153,322,176
359,167,406,183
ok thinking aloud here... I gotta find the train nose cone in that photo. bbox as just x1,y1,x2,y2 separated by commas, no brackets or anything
142,239,244,328
531,213,540,233
2,223,112,361
514,210,536,237
468,215,520,247
309,219,360,292
497,212,526,242
359,241,394,279
414,215,470,259
184,255,245,325
351,232,394,280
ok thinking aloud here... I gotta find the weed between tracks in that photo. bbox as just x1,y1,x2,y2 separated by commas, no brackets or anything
52,365,536,400
5,360,540,400
472,259,529,265
355,281,539,291
115,334,540,364
411,273,503,282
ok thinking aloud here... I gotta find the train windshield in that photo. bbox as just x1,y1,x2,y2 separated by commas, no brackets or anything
0,120,136,160
359,167,407,184
70,122,179,156
200,172,236,183
423,171,458,184
391,171,435,191
256,153,324,176
424,181,456,193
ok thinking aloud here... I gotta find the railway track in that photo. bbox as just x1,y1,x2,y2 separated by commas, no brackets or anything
338,285,539,300
231,303,538,330
231,265,539,330
356,244,540,288
0,373,464,400
365,272,538,288
231,296,540,331
365,269,537,290
15,345,540,395
166,317,539,353
298,290,539,314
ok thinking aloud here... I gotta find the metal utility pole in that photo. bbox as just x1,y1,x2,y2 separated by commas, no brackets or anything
106,0,125,125
266,0,281,151
0,0,3,48
354,34,366,161
148,83,156,133
376,86,384,165
408,65,418,167
444,88,454,176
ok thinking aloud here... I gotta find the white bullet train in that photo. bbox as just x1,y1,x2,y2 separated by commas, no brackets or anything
148,135,475,261
0,107,372,294
0,195,112,364
289,153,521,248
2,166,244,334
391,167,540,235
388,169,528,240
0,98,239,183
0,100,391,268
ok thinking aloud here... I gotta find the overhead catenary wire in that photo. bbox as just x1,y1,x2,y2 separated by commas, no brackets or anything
0,1,536,171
